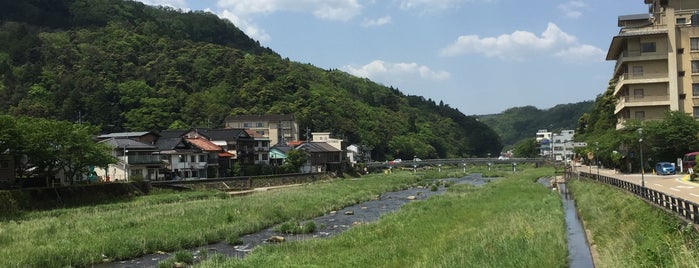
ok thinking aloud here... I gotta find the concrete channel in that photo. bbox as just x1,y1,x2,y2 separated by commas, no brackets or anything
556,179,595,268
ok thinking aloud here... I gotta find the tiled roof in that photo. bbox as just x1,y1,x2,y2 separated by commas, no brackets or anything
297,142,341,153
186,137,222,152
271,144,294,153
100,138,157,150
287,140,304,147
155,137,187,150
158,130,188,139
98,132,154,139
245,129,270,139
192,128,250,141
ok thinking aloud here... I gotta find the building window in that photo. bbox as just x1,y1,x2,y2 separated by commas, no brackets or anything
634,88,644,99
256,122,264,127
641,42,656,53
243,122,252,128
694,84,699,97
199,155,205,162
190,155,196,163
693,61,699,74
632,66,643,77
635,111,645,120
677,17,687,24
694,107,699,119
256,130,265,136
691,38,699,51
132,169,143,176
262,153,269,160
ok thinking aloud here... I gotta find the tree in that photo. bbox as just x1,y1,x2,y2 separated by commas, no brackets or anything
284,149,308,172
513,138,539,158
10,116,116,182
645,111,699,162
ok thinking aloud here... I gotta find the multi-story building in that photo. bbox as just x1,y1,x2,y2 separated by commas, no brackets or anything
224,114,299,145
607,0,699,129
551,130,575,162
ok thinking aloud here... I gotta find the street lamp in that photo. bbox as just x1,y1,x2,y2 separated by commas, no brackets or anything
637,128,645,187
595,142,599,178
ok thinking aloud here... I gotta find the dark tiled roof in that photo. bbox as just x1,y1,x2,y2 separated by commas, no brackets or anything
158,130,188,139
100,138,157,150
296,142,341,153
194,128,250,141
155,137,187,150
271,144,294,154
98,132,155,139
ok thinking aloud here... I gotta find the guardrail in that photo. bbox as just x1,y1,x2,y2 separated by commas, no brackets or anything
579,171,699,224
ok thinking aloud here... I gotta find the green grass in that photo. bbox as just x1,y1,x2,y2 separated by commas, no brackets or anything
198,167,568,267
569,178,699,268
0,174,421,267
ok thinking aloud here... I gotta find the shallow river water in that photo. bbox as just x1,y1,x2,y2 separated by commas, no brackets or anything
96,174,492,268
96,174,594,267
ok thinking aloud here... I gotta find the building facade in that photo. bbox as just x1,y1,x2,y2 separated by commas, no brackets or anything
607,0,699,129
224,114,299,146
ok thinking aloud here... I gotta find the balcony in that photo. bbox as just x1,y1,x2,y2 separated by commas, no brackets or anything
615,95,671,114
125,155,163,165
613,50,668,75
614,72,670,95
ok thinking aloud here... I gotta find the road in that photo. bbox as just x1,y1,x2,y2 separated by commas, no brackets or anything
575,165,699,203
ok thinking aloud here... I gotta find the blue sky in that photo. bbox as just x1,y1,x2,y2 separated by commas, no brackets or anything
136,0,649,115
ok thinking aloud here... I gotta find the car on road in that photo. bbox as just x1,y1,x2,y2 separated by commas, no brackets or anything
655,162,676,175
388,159,402,165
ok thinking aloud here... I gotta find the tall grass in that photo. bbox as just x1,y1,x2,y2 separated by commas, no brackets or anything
0,174,421,267
569,178,699,267
199,167,568,267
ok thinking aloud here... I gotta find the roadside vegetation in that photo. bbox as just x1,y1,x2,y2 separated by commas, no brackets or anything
569,178,699,267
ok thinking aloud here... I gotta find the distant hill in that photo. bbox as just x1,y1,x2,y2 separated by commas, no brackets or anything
0,0,502,160
478,101,594,146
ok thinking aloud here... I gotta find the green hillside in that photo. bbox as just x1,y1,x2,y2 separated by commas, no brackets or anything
0,0,502,160
479,101,594,146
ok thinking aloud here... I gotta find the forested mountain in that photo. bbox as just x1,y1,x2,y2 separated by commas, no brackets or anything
0,0,502,160
478,101,594,146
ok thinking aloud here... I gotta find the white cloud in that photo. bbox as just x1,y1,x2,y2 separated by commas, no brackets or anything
361,15,392,27
558,0,586,19
219,10,271,42
343,60,450,82
397,0,493,14
554,44,605,63
440,22,601,63
216,0,362,21
137,0,189,10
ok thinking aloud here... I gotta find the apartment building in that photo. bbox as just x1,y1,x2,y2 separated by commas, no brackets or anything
606,0,699,129
224,114,299,146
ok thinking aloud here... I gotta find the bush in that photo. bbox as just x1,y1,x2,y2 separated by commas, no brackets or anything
274,220,317,234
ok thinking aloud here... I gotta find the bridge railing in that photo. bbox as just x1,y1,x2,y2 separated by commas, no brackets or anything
579,171,699,224
364,158,545,168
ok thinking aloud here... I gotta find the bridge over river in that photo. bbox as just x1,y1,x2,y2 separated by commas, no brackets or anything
364,157,546,169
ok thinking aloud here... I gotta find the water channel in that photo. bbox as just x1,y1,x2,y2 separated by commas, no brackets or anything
97,174,593,267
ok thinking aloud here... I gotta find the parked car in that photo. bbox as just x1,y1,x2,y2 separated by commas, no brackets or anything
655,162,676,175
388,159,402,165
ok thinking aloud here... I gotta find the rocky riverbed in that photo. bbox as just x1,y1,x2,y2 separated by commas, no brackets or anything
97,174,494,267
